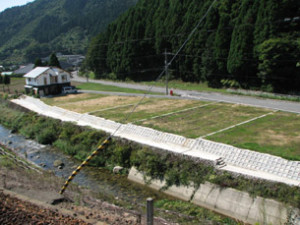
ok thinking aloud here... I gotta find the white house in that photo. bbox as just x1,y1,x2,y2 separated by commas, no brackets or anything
24,67,71,96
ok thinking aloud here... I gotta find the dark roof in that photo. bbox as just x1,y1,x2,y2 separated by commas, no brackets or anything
14,64,34,75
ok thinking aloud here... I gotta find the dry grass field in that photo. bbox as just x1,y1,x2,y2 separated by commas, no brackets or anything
42,93,300,160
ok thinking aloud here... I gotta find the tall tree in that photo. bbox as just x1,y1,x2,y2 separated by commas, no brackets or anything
3,75,10,93
227,0,258,88
34,58,43,68
257,38,300,93
49,53,61,68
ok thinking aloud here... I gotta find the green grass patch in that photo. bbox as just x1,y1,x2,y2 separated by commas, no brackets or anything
77,82,160,95
140,80,227,93
0,155,16,168
227,89,300,102
0,77,25,94
139,103,271,138
155,199,238,224
207,112,300,160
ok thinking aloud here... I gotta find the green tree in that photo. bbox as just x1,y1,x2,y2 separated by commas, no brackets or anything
227,0,258,88
34,58,43,68
257,38,300,93
2,75,10,93
85,0,299,90
253,0,279,48
49,53,61,68
85,34,108,78
0,75,3,92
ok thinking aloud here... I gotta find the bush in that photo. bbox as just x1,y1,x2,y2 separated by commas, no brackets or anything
59,122,82,140
20,124,36,139
133,149,167,180
36,127,58,144
53,139,77,156
111,144,132,167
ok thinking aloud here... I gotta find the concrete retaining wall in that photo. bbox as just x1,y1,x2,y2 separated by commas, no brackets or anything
11,96,300,186
128,167,300,225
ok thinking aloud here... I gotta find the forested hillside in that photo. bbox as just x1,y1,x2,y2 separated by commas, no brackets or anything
85,0,300,93
0,0,137,64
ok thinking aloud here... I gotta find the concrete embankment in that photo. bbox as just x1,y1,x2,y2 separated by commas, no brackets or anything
11,96,300,187
128,167,300,225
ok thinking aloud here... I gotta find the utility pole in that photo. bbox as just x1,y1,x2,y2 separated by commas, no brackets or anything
164,49,169,95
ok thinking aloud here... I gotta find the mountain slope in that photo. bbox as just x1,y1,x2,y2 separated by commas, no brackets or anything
0,0,137,64
85,0,300,94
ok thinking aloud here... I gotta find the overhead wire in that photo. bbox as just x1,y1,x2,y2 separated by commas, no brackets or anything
59,0,218,194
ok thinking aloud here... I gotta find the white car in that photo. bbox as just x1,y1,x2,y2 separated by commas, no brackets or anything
62,86,77,94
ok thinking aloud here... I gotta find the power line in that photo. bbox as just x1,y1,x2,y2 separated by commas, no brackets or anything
59,0,218,194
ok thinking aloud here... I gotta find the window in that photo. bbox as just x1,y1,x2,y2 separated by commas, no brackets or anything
28,78,31,82
61,75,67,82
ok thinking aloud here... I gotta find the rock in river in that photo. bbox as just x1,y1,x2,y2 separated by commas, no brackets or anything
53,160,64,168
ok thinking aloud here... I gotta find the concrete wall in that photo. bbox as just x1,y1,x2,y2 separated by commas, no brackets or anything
128,167,300,225
12,96,300,187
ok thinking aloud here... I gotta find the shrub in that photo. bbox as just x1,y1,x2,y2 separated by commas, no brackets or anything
36,127,58,144
111,144,132,167
53,140,77,156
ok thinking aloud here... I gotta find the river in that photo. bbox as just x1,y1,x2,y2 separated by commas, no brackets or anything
0,124,169,209
0,124,241,224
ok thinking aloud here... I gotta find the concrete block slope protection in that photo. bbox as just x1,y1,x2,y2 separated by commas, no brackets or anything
11,96,300,187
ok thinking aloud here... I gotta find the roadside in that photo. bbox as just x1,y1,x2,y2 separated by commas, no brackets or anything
72,72,300,114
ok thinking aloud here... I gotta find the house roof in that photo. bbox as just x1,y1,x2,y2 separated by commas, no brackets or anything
24,67,50,78
1,72,13,76
14,64,34,75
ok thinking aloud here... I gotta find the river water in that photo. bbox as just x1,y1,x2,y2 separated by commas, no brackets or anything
0,124,168,208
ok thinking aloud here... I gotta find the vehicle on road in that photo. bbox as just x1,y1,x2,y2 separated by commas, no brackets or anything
62,86,77,94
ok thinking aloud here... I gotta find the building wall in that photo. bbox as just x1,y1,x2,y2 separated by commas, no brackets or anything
25,69,70,87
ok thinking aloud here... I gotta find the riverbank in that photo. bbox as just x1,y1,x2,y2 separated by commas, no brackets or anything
0,145,143,225
1,96,300,223
0,100,240,224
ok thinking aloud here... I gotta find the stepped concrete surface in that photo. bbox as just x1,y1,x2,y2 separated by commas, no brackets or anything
12,96,300,186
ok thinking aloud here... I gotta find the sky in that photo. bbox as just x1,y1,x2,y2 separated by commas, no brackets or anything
0,0,35,13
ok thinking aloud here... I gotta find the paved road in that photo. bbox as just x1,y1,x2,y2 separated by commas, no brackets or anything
72,72,300,114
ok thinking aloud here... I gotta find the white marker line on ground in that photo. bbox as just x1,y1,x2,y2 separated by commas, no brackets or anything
201,110,278,138
134,102,216,123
